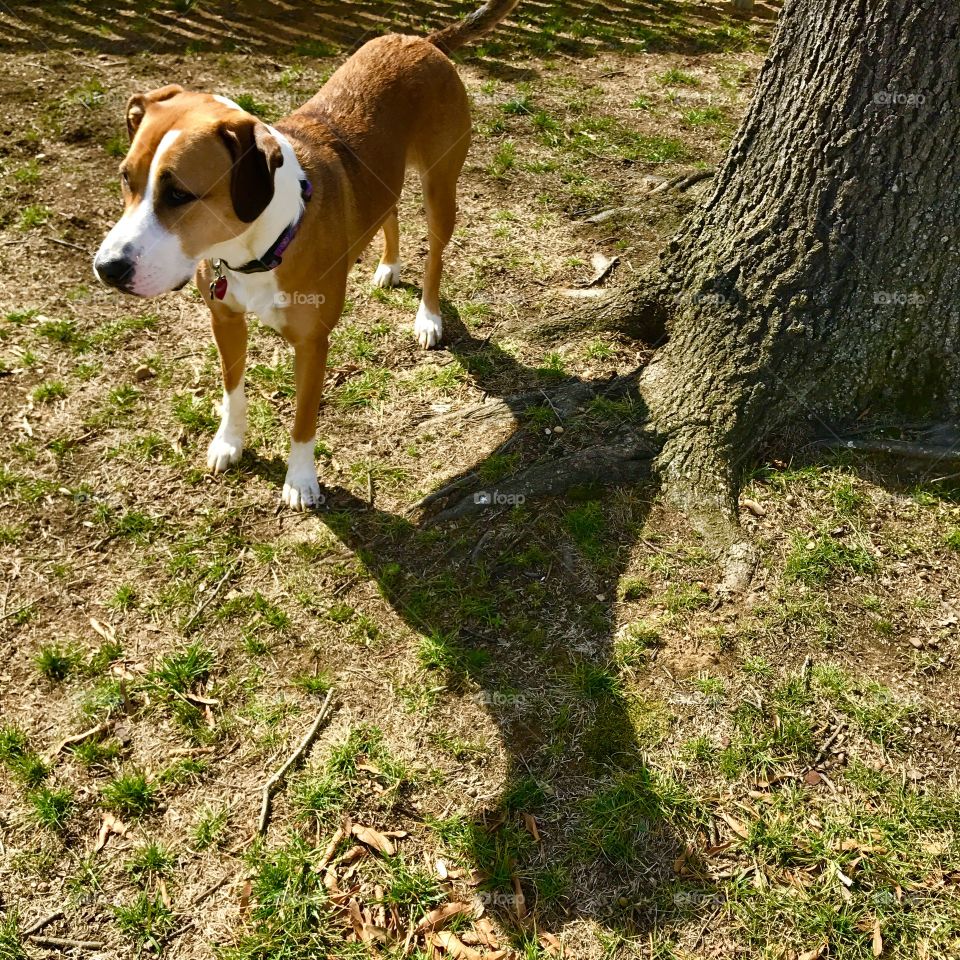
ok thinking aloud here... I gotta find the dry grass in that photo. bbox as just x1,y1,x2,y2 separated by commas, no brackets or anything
1,2,959,959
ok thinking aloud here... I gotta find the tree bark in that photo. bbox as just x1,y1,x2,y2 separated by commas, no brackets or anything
638,0,958,528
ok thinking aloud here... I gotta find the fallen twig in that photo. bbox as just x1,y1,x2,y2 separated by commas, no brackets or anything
257,689,335,836
28,935,104,950
23,911,64,936
43,235,92,255
47,721,111,761
183,552,245,632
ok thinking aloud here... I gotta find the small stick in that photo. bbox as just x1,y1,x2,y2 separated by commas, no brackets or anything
44,235,91,254
23,911,64,936
28,936,104,950
257,689,335,836
190,872,233,906
812,437,960,462
539,389,563,423
48,720,111,760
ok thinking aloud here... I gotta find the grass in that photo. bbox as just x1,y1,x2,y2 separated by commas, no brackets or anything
101,771,157,818
114,892,174,951
3,14,959,960
147,642,214,696
35,642,83,681
0,915,26,960
18,204,51,229
193,806,229,850
127,841,176,880
785,531,878,584
29,785,74,831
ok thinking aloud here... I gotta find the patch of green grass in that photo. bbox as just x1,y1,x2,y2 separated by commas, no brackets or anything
682,106,727,127
380,857,445,913
114,892,174,951
18,204,52,229
488,141,517,179
578,769,696,863
0,524,24,545
104,133,127,157
0,725,49,787
293,673,333,696
625,133,688,163
127,841,176,881
418,631,490,675
784,531,878,585
29,785,74,831
148,641,214,696
223,837,347,959
570,662,621,699
658,67,700,87
172,392,217,432
35,643,83,682
333,368,392,408
232,92,278,120
101,770,157,818
110,583,138,610
0,914,26,960
585,339,615,361
664,583,711,613
943,528,960,551
614,621,662,667
14,160,41,184
37,317,87,349
430,813,533,892
193,805,229,850
564,500,607,561
79,678,126,720
618,576,650,601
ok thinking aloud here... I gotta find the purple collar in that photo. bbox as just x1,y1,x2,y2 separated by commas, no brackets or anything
227,178,313,275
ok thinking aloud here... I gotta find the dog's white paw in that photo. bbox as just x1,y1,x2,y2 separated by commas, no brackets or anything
415,301,443,349
372,261,402,288
207,431,243,473
282,441,322,511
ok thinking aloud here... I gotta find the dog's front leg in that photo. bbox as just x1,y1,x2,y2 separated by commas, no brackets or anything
283,332,330,510
207,301,249,472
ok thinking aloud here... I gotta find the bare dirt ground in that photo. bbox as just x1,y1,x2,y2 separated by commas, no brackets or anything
1,2,959,959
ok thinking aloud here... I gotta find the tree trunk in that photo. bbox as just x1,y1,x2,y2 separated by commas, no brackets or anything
640,0,960,525
430,0,960,585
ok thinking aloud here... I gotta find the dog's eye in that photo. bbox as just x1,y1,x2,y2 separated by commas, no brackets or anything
120,169,130,188
165,185,196,207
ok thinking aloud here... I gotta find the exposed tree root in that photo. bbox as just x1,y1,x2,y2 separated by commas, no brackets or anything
532,272,670,345
423,440,656,526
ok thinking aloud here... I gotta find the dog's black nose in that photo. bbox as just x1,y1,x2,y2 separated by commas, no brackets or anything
94,255,134,289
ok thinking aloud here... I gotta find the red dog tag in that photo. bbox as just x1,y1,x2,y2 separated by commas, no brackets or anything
211,276,227,300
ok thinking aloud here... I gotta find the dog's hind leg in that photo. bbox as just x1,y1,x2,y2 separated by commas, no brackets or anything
415,167,460,349
372,206,402,288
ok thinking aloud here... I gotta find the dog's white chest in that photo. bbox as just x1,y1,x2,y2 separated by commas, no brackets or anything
220,269,287,333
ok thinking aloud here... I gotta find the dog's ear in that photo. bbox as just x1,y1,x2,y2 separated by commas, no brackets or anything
218,116,284,223
126,84,184,139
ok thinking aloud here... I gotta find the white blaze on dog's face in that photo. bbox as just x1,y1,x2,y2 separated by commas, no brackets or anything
93,85,284,298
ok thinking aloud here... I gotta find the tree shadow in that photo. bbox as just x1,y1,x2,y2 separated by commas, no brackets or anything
0,0,772,64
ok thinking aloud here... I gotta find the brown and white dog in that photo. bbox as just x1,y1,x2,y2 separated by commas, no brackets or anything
94,0,519,509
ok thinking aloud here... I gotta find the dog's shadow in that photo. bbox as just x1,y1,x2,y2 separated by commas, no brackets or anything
241,307,714,947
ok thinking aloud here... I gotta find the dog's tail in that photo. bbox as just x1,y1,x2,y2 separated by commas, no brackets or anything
428,0,520,54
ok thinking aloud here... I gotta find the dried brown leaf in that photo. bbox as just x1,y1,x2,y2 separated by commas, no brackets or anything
352,823,397,856
415,902,474,935
94,812,128,853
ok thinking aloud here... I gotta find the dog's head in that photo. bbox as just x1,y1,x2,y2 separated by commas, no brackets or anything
93,86,284,297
